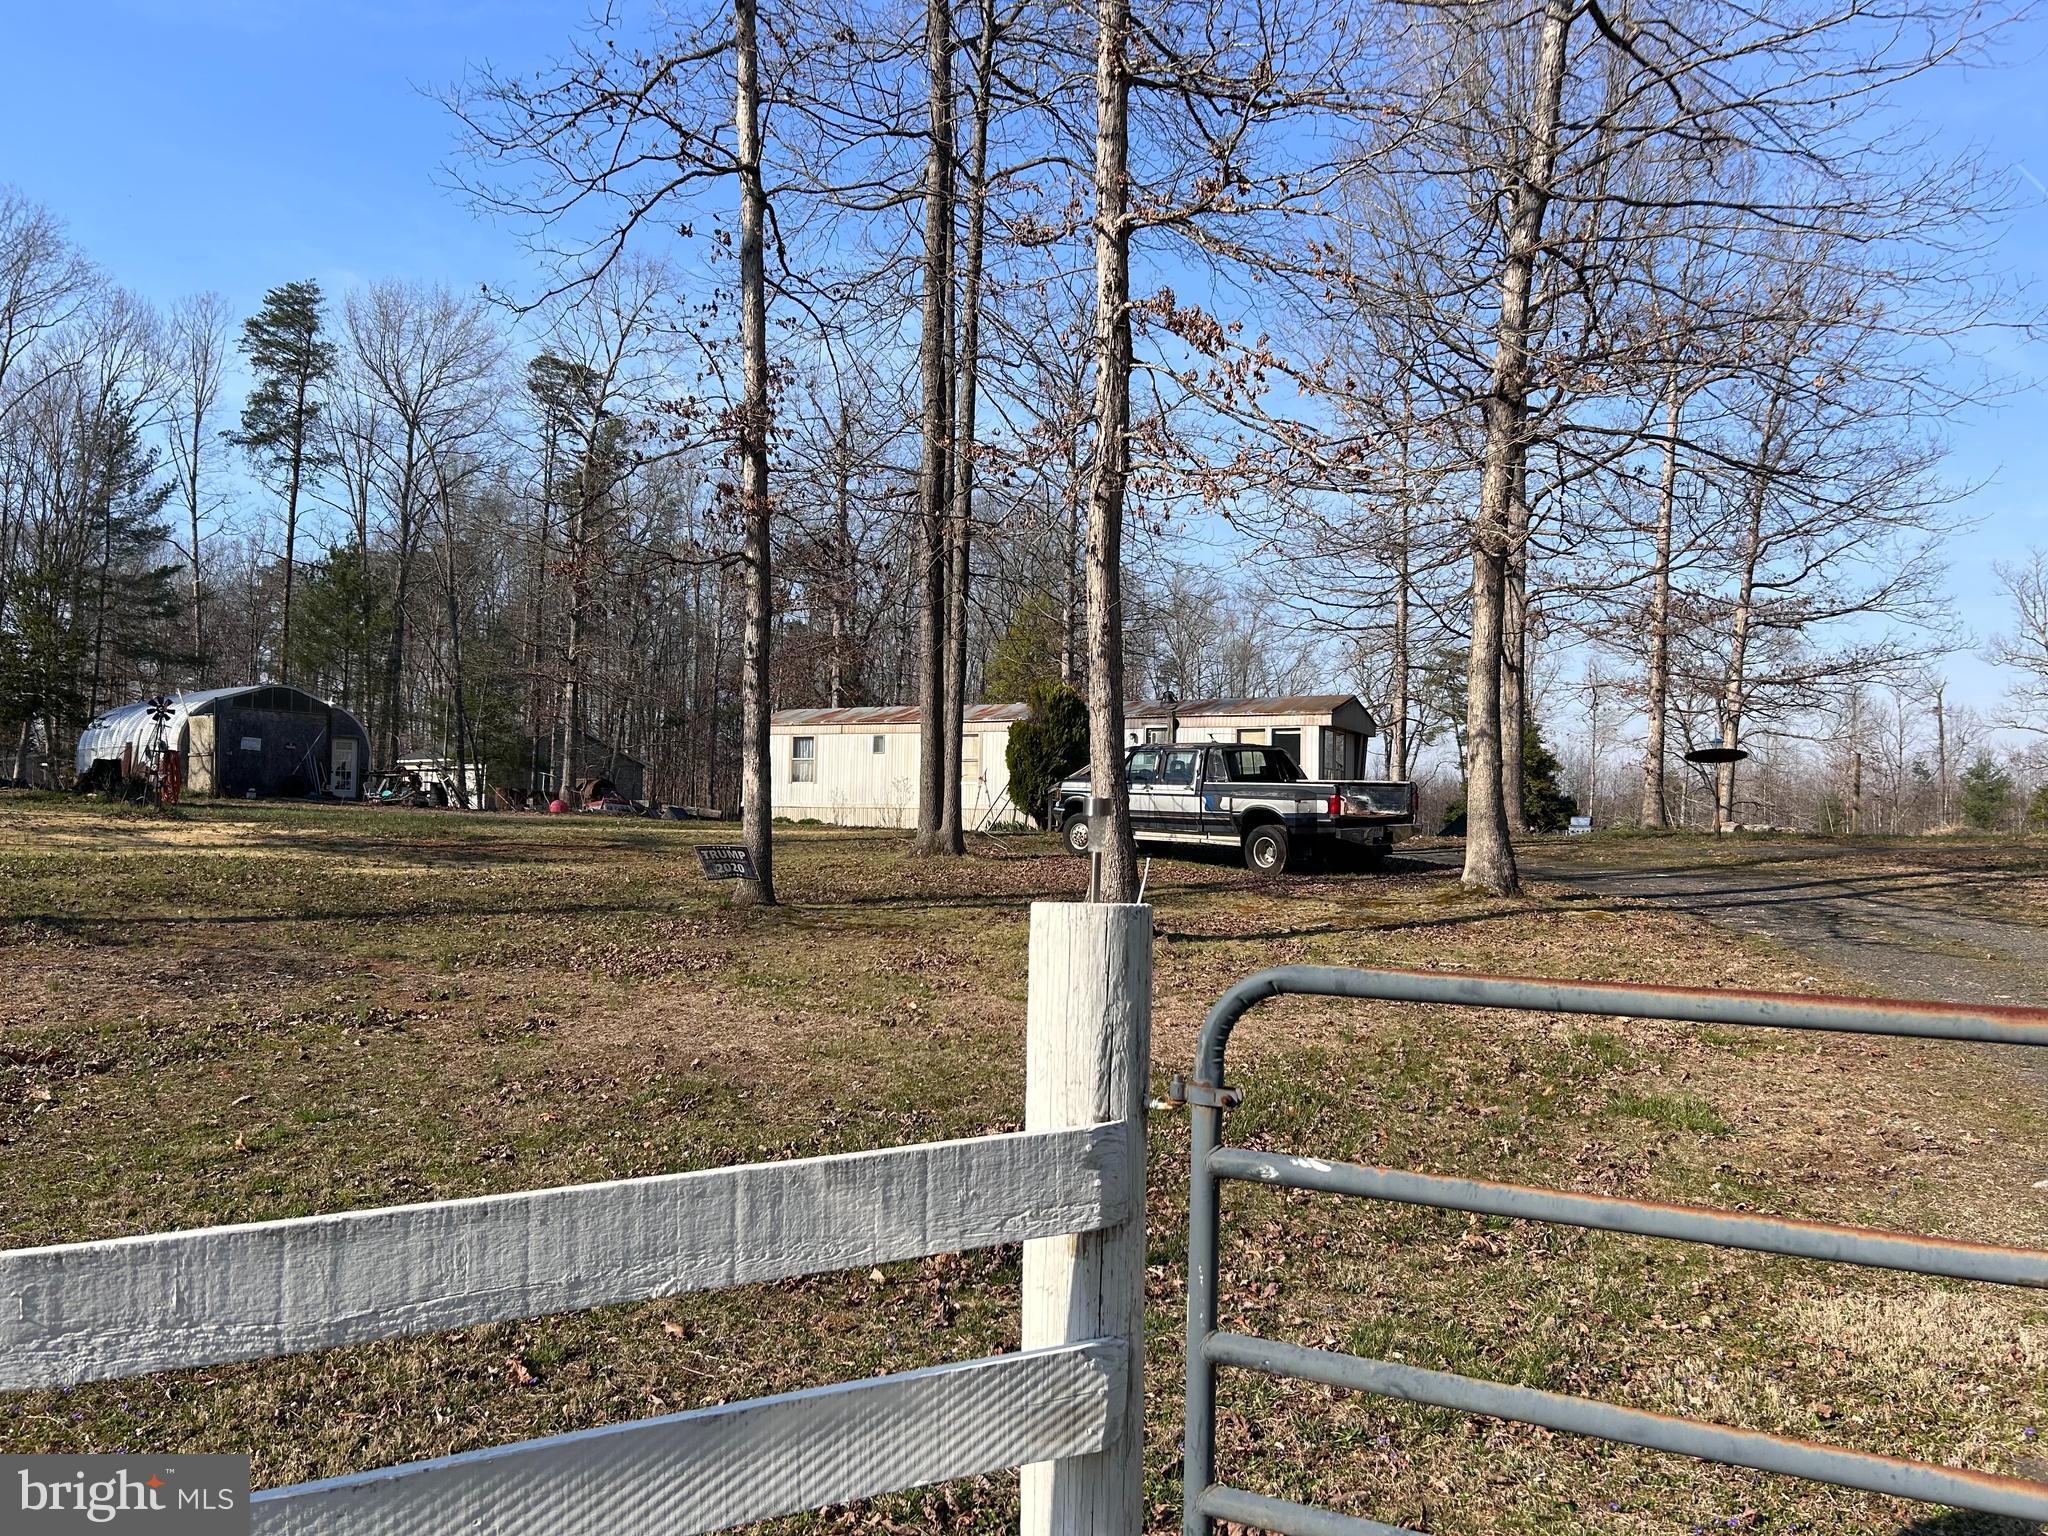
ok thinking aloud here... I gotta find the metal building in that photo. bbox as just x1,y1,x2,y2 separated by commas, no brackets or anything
75,685,370,800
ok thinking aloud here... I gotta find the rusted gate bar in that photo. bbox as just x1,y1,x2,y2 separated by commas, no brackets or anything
1176,965,2048,1536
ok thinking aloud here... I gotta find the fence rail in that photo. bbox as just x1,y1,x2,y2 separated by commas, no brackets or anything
0,901,1156,1536
1,1123,1130,1389
1179,964,2048,1536
253,1339,1126,1536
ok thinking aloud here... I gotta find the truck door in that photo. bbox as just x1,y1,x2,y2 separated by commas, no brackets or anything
1201,745,1237,840
1142,745,1204,840
1124,747,1163,836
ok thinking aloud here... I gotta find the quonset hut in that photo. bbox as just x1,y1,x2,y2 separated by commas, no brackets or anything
75,685,370,800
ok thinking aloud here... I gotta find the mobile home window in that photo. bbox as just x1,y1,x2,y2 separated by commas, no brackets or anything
1236,727,1267,745
791,736,816,782
871,735,886,754
1272,728,1303,769
961,732,981,772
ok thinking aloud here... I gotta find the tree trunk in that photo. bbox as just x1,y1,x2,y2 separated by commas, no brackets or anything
941,1,998,852
185,407,206,678
1714,375,1784,833
526,423,557,796
557,492,587,800
1640,380,1680,826
912,0,955,856
1389,498,1411,780
1934,682,1948,827
1501,440,1530,834
378,428,421,769
1062,436,1082,688
438,477,473,810
1084,0,1139,902
732,0,776,905
1462,0,1570,896
280,371,307,686
1715,507,1762,832
830,403,854,709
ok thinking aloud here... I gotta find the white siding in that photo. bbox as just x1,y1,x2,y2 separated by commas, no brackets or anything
1125,712,1330,775
771,723,1016,829
1120,708,1383,779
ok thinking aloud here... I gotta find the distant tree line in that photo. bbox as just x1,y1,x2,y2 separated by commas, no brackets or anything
3,0,2041,901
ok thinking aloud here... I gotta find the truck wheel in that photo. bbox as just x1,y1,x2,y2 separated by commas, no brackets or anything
1243,822,1290,874
1062,812,1091,856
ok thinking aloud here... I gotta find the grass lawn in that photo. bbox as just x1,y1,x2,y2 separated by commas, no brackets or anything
2,795,2045,1534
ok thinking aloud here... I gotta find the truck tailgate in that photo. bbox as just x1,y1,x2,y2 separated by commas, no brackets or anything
1333,781,1416,821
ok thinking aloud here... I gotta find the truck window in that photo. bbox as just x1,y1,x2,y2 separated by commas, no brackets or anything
1159,747,1200,788
1218,747,1301,784
1126,747,1162,786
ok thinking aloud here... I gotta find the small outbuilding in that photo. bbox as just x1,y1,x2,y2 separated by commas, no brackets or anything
569,733,647,804
76,685,370,800
770,703,1029,829
1123,695,1378,779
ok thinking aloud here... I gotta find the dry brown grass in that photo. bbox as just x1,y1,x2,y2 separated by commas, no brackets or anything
2,796,2045,1534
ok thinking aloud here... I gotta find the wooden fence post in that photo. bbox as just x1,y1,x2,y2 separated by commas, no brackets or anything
1021,900,1152,1536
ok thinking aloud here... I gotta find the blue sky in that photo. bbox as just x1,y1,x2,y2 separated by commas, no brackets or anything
7,0,2048,718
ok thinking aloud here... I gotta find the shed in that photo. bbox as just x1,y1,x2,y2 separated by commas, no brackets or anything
770,703,1029,829
1124,695,1377,779
569,733,647,804
76,685,370,800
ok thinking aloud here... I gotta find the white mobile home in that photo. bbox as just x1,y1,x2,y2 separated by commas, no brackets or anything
770,704,1029,829
1123,695,1377,779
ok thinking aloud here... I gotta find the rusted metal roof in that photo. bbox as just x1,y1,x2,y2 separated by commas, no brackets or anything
771,703,1031,727
1124,695,1361,720
773,696,1370,728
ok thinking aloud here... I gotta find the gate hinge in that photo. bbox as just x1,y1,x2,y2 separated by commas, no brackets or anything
1166,1073,1242,1110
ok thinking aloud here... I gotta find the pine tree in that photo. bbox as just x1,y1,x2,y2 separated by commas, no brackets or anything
1958,752,2014,832
231,280,336,685
1444,719,1579,835
3,393,182,731
1520,720,1578,833
982,591,1065,703
1006,680,1089,828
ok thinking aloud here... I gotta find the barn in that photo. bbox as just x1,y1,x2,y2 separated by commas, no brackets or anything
769,703,1029,829
76,685,370,800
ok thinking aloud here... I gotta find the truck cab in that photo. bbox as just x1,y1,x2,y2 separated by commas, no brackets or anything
1051,743,1415,874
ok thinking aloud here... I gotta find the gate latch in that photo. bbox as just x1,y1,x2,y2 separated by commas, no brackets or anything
1166,1073,1242,1110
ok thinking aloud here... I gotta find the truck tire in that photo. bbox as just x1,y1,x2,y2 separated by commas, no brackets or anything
1062,812,1091,856
1243,822,1290,874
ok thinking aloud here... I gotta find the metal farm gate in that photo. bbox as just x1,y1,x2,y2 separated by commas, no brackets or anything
10,918,2048,1535
1172,966,2048,1536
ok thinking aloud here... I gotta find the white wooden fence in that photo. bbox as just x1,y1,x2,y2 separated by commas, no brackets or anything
0,901,1153,1536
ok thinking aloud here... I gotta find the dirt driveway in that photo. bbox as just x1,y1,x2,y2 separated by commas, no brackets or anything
1409,838,2048,1010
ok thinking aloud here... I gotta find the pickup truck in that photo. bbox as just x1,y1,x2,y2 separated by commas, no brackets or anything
1050,742,1416,874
